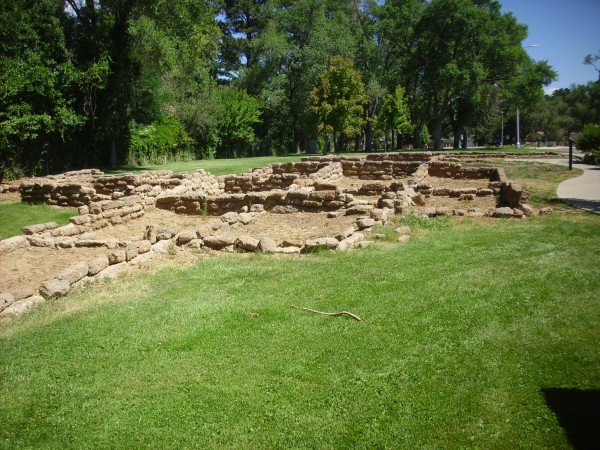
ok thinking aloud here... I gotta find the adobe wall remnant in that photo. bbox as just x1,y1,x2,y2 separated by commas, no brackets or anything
1,151,540,319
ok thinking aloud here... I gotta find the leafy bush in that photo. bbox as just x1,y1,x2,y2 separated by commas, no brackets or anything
577,123,600,164
128,117,193,165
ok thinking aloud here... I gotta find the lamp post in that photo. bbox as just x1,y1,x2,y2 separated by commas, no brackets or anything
516,44,540,149
516,107,521,148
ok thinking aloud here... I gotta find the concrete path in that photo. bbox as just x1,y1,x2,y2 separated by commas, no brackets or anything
527,158,600,214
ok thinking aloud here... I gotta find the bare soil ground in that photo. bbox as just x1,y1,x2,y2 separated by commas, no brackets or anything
0,246,108,298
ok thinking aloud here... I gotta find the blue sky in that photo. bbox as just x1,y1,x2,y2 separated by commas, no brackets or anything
500,0,600,92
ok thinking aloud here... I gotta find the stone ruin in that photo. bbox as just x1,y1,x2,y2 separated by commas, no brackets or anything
1,151,548,319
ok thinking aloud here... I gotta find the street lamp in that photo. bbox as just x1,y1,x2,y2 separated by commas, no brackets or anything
516,44,540,149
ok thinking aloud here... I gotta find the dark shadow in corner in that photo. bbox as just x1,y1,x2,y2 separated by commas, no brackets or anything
542,388,600,449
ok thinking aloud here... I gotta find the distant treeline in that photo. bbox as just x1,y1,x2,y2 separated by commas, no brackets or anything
1,0,596,178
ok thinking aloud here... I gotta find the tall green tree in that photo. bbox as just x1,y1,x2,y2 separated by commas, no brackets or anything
0,0,83,178
310,56,366,153
377,85,412,150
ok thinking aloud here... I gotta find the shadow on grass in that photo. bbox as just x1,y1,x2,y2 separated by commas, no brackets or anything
543,388,600,449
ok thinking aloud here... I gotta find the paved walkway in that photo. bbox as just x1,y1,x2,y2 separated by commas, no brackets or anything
529,158,600,214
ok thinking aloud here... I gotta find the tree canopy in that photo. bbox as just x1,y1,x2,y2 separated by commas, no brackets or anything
0,0,570,179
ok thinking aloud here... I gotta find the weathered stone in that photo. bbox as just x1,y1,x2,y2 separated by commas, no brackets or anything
519,204,534,216
394,226,411,235
135,240,152,254
250,204,265,213
39,279,70,298
70,214,92,225
203,235,236,249
51,223,79,237
335,227,356,240
346,204,374,215
182,239,202,249
238,212,254,225
23,221,59,235
397,235,411,243
156,228,177,240
88,256,109,276
539,207,553,215
0,292,15,313
125,245,139,261
271,205,299,214
277,246,301,254
258,237,278,254
0,295,44,318
458,194,475,201
72,239,101,248
236,236,260,252
57,262,89,284
27,236,55,248
144,225,157,244
176,230,197,245
356,218,376,229
453,209,466,216
108,249,126,265
327,211,344,218
222,212,240,224
0,235,29,255
303,237,339,253
492,207,515,218
281,238,303,248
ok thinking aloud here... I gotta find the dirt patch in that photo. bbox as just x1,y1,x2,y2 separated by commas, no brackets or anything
423,176,490,189
215,212,359,243
94,208,210,241
0,246,108,297
0,192,21,204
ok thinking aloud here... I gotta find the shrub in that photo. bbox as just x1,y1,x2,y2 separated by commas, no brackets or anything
128,117,193,166
577,123,600,164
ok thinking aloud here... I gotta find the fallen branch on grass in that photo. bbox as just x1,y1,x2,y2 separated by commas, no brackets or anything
292,305,364,322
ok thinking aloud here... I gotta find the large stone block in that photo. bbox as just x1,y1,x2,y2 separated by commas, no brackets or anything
88,256,109,276
39,279,70,298
57,262,89,284
0,235,29,255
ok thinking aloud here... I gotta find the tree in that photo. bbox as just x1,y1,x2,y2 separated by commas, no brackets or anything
310,56,366,153
213,87,263,158
577,124,600,164
377,85,412,150
584,50,600,82
0,0,83,179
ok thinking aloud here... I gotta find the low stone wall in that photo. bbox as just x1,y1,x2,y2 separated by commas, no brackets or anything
427,161,501,180
94,169,222,197
223,161,343,193
20,181,97,207
19,168,223,208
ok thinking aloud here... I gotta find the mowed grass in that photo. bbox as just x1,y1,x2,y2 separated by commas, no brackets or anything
1,214,599,449
106,154,311,176
107,147,558,176
0,202,77,239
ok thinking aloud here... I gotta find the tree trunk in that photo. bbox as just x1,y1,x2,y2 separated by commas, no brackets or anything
433,115,443,150
365,121,373,152
110,140,117,169
461,130,468,149
413,125,423,149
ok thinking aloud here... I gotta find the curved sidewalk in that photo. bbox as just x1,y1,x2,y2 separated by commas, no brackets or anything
535,158,600,214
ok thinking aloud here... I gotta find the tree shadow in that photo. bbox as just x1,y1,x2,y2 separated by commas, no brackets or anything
542,388,600,449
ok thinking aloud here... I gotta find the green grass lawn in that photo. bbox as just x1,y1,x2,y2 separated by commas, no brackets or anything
1,214,599,448
0,203,77,239
106,154,311,176
104,146,560,176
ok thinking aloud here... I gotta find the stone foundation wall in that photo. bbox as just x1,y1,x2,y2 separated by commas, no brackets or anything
427,161,501,180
